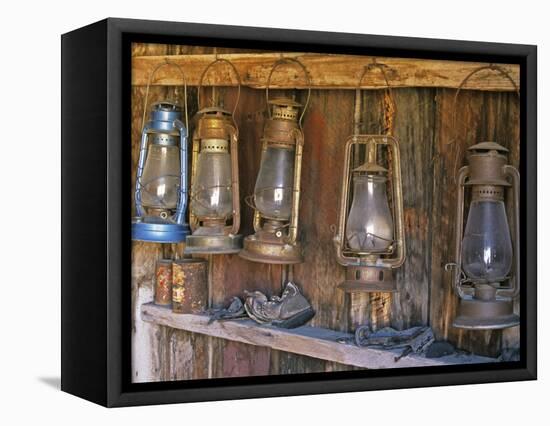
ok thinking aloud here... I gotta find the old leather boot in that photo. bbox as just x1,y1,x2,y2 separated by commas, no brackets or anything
244,282,314,328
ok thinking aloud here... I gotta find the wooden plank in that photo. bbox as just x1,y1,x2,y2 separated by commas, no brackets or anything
141,303,497,369
132,52,519,91
293,89,351,333
391,88,436,329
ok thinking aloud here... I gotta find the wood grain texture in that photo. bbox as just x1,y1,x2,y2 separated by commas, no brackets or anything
133,52,519,91
391,88,436,330
142,303,497,369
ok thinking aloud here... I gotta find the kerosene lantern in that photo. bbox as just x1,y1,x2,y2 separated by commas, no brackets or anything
132,62,190,243
334,136,406,292
239,58,310,264
447,142,520,329
184,58,242,254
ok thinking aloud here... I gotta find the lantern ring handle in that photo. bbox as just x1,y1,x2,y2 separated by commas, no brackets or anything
197,57,242,122
450,64,519,183
141,59,189,137
265,57,311,129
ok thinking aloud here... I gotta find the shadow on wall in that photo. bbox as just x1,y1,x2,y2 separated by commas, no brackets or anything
38,377,61,390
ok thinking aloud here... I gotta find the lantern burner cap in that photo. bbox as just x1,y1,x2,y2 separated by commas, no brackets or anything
268,97,302,107
152,101,181,112
352,162,388,174
468,141,509,153
200,138,229,152
269,97,302,121
198,106,232,117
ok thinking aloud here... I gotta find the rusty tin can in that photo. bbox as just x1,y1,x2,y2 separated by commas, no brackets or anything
172,259,208,314
154,260,173,306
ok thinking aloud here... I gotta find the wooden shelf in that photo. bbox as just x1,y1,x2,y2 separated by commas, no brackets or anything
141,303,498,369
132,52,519,91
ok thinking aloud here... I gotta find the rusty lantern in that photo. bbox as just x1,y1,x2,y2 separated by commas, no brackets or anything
239,58,311,264
334,135,406,292
185,58,242,255
448,142,520,329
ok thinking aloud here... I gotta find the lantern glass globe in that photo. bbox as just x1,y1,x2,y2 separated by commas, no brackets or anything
254,146,295,220
345,174,393,252
462,200,513,282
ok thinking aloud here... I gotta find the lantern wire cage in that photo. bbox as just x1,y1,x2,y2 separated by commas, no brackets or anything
184,56,245,255
247,56,311,221
238,56,312,264
332,59,406,293
337,60,404,261
132,59,191,244
445,63,521,287
136,59,190,212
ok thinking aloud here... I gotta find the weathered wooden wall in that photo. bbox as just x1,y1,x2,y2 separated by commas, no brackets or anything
131,43,520,382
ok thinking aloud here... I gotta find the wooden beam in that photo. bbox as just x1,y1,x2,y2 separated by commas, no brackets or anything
141,303,497,369
132,53,519,91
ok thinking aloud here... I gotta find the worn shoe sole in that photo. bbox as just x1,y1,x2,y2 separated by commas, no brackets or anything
271,307,315,329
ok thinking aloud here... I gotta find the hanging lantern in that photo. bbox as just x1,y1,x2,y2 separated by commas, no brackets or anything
333,63,405,292
184,58,242,254
334,136,406,292
132,62,190,243
239,58,311,264
447,142,520,329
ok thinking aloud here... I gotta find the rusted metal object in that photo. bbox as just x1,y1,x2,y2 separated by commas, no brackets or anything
185,58,243,255
447,142,520,330
240,58,311,265
353,325,435,362
333,63,406,293
333,135,406,293
154,260,173,306
171,259,208,314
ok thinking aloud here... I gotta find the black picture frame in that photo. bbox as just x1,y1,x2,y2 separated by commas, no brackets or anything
61,17,537,407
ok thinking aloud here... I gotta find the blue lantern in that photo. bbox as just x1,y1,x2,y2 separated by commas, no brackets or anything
132,62,190,243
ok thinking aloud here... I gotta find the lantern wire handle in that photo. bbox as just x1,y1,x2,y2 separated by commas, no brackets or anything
449,64,519,183
265,57,312,130
354,59,397,136
197,56,242,125
140,59,189,136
